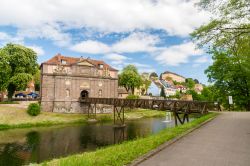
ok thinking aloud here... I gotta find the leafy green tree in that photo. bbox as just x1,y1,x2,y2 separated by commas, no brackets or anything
185,78,195,89
186,90,202,101
0,44,38,99
0,50,11,101
160,86,166,98
192,0,250,110
205,48,250,110
33,68,41,91
119,65,142,94
192,0,250,48
140,74,151,95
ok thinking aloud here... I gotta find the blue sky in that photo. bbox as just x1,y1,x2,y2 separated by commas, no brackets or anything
0,0,213,84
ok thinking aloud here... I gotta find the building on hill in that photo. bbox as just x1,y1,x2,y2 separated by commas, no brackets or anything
40,54,118,113
194,84,204,94
161,71,186,83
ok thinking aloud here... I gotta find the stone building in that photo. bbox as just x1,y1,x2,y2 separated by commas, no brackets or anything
40,54,118,113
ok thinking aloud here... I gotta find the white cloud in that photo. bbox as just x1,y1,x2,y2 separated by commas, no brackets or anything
70,40,110,54
112,32,160,53
155,42,203,66
27,45,45,56
0,32,23,46
71,32,160,54
17,24,72,47
194,56,209,63
0,0,210,41
103,53,129,65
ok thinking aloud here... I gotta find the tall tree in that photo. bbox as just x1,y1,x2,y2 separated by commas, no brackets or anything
192,0,250,110
0,44,38,99
118,65,142,94
192,0,250,48
185,78,195,89
0,50,11,101
160,86,166,98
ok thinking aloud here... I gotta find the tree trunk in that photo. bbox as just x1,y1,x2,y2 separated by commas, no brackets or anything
7,84,15,101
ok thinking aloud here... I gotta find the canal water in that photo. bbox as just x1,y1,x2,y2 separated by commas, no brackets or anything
0,117,178,165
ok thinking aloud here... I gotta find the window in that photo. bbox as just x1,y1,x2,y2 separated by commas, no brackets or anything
98,64,103,69
66,89,70,97
61,60,67,65
98,89,102,97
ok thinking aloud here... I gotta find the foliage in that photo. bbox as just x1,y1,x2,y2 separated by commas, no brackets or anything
0,50,11,91
192,0,250,48
205,48,250,110
126,94,139,99
119,65,142,94
186,90,202,101
34,68,41,91
185,78,195,89
141,79,151,95
160,86,166,98
149,72,158,79
192,0,250,110
27,103,41,116
40,113,218,166
0,44,38,99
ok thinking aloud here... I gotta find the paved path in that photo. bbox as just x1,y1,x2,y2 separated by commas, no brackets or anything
138,112,250,166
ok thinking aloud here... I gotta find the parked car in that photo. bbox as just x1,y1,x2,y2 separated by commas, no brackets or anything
27,92,39,98
15,93,26,98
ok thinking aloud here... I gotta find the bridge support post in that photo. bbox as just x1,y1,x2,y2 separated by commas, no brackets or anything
113,106,125,126
87,103,96,119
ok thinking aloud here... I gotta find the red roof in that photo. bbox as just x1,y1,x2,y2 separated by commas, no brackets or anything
42,54,118,71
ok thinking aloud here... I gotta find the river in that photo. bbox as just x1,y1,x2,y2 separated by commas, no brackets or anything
0,117,179,165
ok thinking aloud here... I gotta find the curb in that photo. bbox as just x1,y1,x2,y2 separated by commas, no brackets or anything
128,114,219,166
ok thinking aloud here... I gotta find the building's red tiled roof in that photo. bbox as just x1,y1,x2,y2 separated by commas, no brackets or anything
42,54,118,71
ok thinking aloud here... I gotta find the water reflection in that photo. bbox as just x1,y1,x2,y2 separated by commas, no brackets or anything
0,117,177,165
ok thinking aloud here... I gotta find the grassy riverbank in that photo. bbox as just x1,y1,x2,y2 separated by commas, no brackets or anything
39,112,218,166
0,105,165,130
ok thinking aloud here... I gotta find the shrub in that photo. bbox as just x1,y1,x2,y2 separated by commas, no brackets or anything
27,103,41,116
126,94,139,99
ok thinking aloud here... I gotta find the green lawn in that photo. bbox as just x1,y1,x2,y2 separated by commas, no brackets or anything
0,105,165,130
39,112,218,166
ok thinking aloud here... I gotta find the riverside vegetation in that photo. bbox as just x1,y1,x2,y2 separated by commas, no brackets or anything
38,112,218,166
0,104,165,130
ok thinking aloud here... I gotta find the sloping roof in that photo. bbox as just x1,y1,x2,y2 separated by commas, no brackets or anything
42,53,118,71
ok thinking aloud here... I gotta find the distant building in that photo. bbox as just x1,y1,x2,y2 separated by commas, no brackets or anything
161,71,186,83
194,84,204,94
40,54,118,113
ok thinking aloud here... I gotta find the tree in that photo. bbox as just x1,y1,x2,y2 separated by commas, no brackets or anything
33,68,40,91
160,86,166,98
0,44,38,99
205,48,250,110
192,0,250,110
0,50,11,101
185,78,195,89
192,0,250,48
149,72,158,79
119,65,142,94
186,90,202,101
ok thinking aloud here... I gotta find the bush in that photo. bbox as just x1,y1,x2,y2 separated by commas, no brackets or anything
126,94,139,99
27,103,41,116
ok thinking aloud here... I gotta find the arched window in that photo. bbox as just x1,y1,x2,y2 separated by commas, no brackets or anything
66,89,70,97
81,90,89,99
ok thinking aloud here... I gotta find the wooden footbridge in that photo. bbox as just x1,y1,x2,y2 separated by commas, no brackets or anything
80,97,220,126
